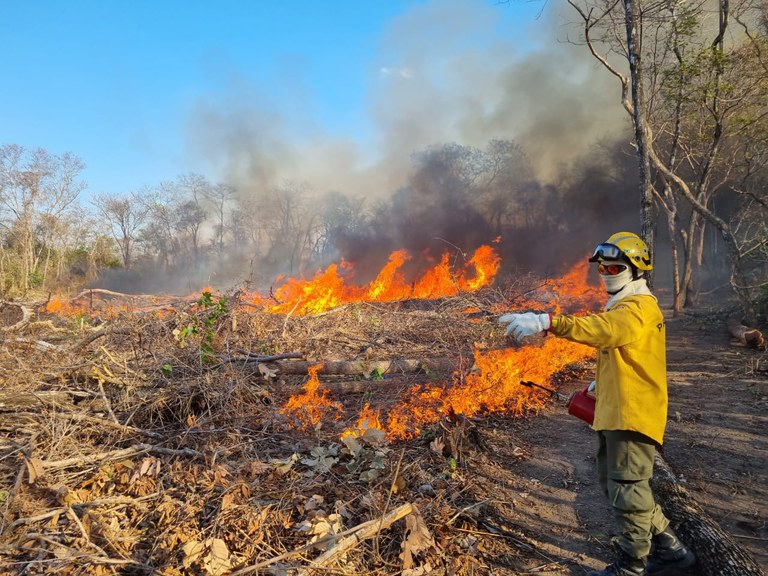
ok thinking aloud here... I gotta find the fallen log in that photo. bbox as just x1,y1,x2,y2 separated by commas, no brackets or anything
0,301,30,332
727,317,766,349
651,454,767,576
35,443,203,473
0,390,79,410
272,357,459,377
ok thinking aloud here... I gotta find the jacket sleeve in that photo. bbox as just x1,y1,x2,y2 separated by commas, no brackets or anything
550,300,647,349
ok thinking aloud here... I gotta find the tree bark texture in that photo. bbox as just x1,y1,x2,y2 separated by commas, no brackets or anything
652,455,767,576
623,0,656,288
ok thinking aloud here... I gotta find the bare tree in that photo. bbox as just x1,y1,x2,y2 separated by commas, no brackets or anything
0,144,85,293
92,190,150,269
176,174,212,258
312,191,370,262
140,186,178,270
261,181,317,274
203,182,236,257
566,0,768,321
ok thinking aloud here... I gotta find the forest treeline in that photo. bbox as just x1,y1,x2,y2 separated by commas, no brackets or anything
0,139,642,296
1,0,767,320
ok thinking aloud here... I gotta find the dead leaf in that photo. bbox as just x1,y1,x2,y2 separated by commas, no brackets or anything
429,437,445,456
249,460,273,477
295,511,343,550
130,457,161,484
258,363,278,379
221,491,235,512
359,425,386,446
400,506,437,570
512,446,530,458
52,485,79,506
182,538,232,576
182,540,205,568
204,538,232,576
271,453,299,475
391,474,407,494
341,435,363,458
304,494,325,512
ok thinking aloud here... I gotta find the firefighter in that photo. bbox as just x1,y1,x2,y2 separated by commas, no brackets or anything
499,232,696,576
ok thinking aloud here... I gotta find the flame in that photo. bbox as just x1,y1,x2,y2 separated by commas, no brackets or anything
544,259,604,314
270,245,500,315
337,255,602,440
45,293,86,316
44,242,605,443
383,337,592,439
280,363,344,429
45,245,501,320
339,403,385,441
270,261,363,315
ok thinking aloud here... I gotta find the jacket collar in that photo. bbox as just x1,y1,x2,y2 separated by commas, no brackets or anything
605,278,655,311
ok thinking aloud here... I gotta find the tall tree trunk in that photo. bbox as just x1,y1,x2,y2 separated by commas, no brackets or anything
624,0,656,287
664,204,682,315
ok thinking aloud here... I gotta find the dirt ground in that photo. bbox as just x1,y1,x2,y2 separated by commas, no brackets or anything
469,302,768,575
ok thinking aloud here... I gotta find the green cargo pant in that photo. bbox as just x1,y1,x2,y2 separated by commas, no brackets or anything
596,430,670,558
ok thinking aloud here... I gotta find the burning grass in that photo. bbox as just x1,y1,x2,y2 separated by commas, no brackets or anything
0,254,603,575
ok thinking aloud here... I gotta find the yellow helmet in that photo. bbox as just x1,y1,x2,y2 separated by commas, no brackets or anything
588,231,652,271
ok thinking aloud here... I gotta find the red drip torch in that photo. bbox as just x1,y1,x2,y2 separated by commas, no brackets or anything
520,380,596,425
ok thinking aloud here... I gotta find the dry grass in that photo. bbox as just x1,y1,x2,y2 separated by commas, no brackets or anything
0,276,587,575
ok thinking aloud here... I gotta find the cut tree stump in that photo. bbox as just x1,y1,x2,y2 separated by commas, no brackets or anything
727,317,766,349
651,454,767,576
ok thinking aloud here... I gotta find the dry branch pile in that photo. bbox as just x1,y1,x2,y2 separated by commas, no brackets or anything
1,279,579,576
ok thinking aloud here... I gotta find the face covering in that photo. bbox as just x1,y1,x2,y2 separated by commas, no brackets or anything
599,260,634,294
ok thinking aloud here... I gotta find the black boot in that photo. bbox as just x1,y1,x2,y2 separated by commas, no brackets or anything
587,549,647,576
647,527,696,575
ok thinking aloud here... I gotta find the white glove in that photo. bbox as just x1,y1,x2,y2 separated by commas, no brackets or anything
588,380,596,393
499,312,551,341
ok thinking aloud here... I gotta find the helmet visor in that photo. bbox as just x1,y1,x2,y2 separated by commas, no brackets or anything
589,243,622,262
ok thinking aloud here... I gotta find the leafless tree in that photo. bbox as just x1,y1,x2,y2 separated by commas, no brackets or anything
261,181,317,275
566,0,768,321
202,182,236,257
92,190,150,269
176,174,212,258
0,144,85,294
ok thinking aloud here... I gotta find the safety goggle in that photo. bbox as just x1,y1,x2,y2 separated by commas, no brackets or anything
598,263,627,276
589,243,623,262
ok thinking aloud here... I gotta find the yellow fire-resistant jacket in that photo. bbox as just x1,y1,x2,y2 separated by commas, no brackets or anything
549,294,667,445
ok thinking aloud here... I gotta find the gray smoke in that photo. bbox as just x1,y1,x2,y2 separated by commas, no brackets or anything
175,0,633,288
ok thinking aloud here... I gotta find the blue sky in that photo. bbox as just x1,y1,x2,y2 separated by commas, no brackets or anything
1,1,623,200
